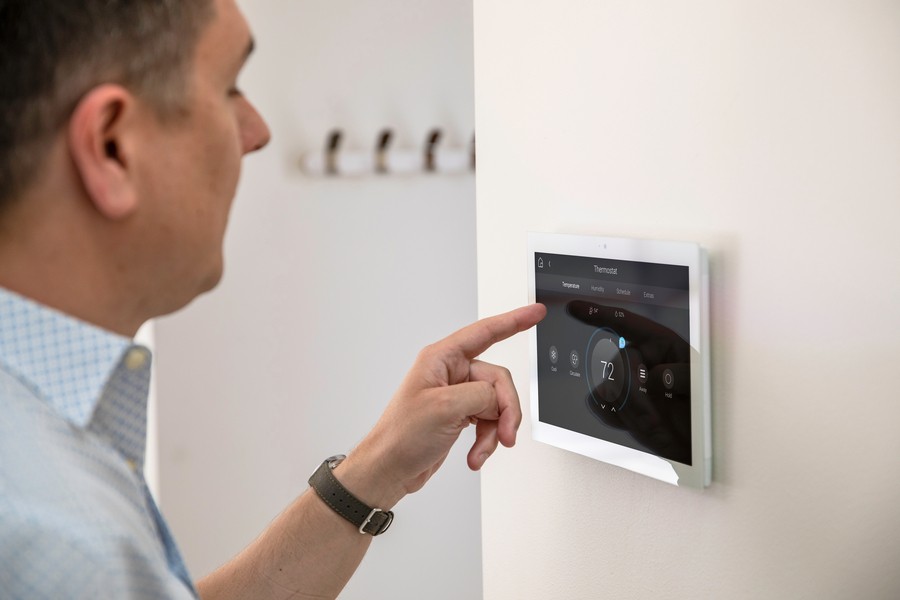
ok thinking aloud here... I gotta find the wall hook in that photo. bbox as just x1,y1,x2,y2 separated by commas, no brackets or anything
324,129,344,175
300,127,474,177
376,129,393,174
425,129,442,172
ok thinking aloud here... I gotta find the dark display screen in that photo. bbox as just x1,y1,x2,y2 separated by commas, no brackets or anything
534,252,693,465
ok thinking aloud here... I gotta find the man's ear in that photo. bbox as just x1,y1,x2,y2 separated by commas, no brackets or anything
67,84,141,221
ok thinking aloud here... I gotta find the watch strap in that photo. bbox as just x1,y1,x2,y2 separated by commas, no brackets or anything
308,457,394,536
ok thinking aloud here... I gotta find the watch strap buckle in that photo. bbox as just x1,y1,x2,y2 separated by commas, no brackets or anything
360,507,394,536
309,456,395,537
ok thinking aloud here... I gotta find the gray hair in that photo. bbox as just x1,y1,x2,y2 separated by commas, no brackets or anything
0,0,216,207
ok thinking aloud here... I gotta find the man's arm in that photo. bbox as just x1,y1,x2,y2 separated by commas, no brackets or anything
196,303,546,600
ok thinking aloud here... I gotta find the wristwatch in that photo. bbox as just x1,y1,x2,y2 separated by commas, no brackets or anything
308,454,394,536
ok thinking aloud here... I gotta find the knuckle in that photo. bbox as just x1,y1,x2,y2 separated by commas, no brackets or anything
428,386,456,410
417,342,443,363
471,379,494,396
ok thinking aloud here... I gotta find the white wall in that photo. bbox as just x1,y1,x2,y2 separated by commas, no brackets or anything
475,1,900,598
153,1,482,598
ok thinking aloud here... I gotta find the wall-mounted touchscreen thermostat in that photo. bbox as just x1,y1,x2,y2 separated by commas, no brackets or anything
528,233,711,488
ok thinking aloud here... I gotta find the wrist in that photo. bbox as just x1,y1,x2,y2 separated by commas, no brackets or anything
332,450,407,511
308,455,394,536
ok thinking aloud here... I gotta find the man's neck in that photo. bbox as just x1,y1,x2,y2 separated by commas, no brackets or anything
0,186,145,337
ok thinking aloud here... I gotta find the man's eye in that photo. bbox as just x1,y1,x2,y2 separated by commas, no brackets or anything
228,87,244,97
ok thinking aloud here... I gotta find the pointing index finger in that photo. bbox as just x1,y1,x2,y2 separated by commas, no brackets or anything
444,304,546,360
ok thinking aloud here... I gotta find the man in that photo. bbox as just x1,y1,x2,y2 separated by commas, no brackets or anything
0,0,545,598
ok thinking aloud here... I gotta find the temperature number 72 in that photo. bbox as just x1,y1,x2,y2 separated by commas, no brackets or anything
600,361,615,381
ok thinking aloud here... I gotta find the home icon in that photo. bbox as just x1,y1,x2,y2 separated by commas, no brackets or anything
537,257,544,269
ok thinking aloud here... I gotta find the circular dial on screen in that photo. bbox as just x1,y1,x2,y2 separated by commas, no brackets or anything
586,330,629,410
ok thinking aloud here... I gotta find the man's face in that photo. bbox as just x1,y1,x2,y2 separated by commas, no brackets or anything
131,0,270,314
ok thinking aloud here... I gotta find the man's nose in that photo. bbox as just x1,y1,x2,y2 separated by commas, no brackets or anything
241,99,271,154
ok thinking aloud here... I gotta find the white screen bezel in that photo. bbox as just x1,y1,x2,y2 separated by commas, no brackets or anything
527,232,711,488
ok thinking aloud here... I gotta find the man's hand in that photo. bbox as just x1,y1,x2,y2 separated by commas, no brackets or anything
198,304,545,600
340,303,547,508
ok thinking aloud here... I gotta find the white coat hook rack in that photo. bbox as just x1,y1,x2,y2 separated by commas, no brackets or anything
299,128,476,177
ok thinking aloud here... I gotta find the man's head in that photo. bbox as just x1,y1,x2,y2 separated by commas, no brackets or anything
0,0,217,208
0,0,271,334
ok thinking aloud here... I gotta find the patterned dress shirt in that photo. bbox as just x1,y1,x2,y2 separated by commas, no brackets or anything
0,287,196,599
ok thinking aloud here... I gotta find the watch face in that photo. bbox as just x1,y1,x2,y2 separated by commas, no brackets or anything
326,454,347,469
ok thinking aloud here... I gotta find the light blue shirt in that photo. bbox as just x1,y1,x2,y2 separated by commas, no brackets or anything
0,288,196,599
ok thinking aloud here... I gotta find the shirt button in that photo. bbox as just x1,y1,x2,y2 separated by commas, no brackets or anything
125,347,149,371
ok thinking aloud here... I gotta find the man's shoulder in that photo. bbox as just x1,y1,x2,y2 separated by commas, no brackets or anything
0,364,75,465
0,367,175,598
0,366,147,538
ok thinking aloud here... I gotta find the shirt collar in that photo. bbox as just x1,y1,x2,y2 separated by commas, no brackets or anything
0,286,139,429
